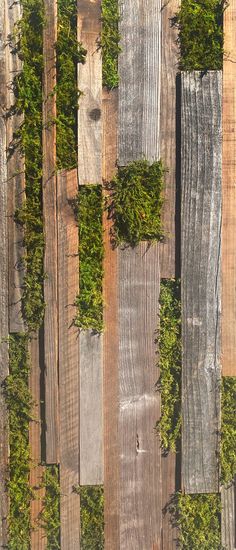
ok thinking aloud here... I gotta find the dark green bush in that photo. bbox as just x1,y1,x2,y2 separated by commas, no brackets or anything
106,160,164,247
74,186,104,332
80,486,104,550
101,0,121,88
56,0,86,170
11,0,45,332
156,280,181,453
221,377,236,485
40,466,60,550
175,0,227,70
175,493,222,550
5,334,33,550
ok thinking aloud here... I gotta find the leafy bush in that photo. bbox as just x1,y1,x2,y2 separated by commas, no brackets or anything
4,334,33,550
156,280,181,453
80,486,104,549
56,0,86,170
101,0,121,88
175,0,227,70
106,160,164,247
11,0,45,332
74,186,104,332
175,493,222,550
40,466,60,550
221,377,236,485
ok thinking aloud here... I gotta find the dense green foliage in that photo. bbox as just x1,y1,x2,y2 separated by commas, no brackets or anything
74,186,104,332
106,160,164,247
56,0,86,170
12,0,45,332
175,493,222,550
4,334,33,550
40,466,60,550
221,377,236,485
156,280,181,452
80,486,104,549
101,0,121,88
175,0,226,70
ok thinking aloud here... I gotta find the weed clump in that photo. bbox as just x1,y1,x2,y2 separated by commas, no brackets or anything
5,334,33,550
40,466,60,550
175,0,227,70
156,280,181,453
221,377,236,485
106,160,164,247
74,186,104,332
56,0,86,170
101,0,121,88
80,486,104,550
174,493,222,549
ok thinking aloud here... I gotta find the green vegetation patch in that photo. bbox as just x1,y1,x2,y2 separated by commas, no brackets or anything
101,0,121,88
221,377,236,485
56,0,86,170
106,160,164,247
80,486,104,550
74,186,104,332
175,493,222,550
11,0,45,332
156,280,181,453
175,0,227,70
5,334,33,550
40,465,60,550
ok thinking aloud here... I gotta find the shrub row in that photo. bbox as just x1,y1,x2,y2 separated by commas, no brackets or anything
156,280,181,453
80,486,104,549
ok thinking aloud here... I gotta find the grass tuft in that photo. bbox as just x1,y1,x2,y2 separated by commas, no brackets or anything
156,280,181,453
175,0,227,70
106,160,164,247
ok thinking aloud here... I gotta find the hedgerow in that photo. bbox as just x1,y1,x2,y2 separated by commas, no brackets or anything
175,0,227,70
156,280,181,453
74,186,104,332
106,160,164,247
80,486,104,549
5,0,45,543
101,0,121,88
221,377,236,485
175,493,222,550
4,334,33,550
56,0,86,170
11,0,45,332
40,466,60,549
